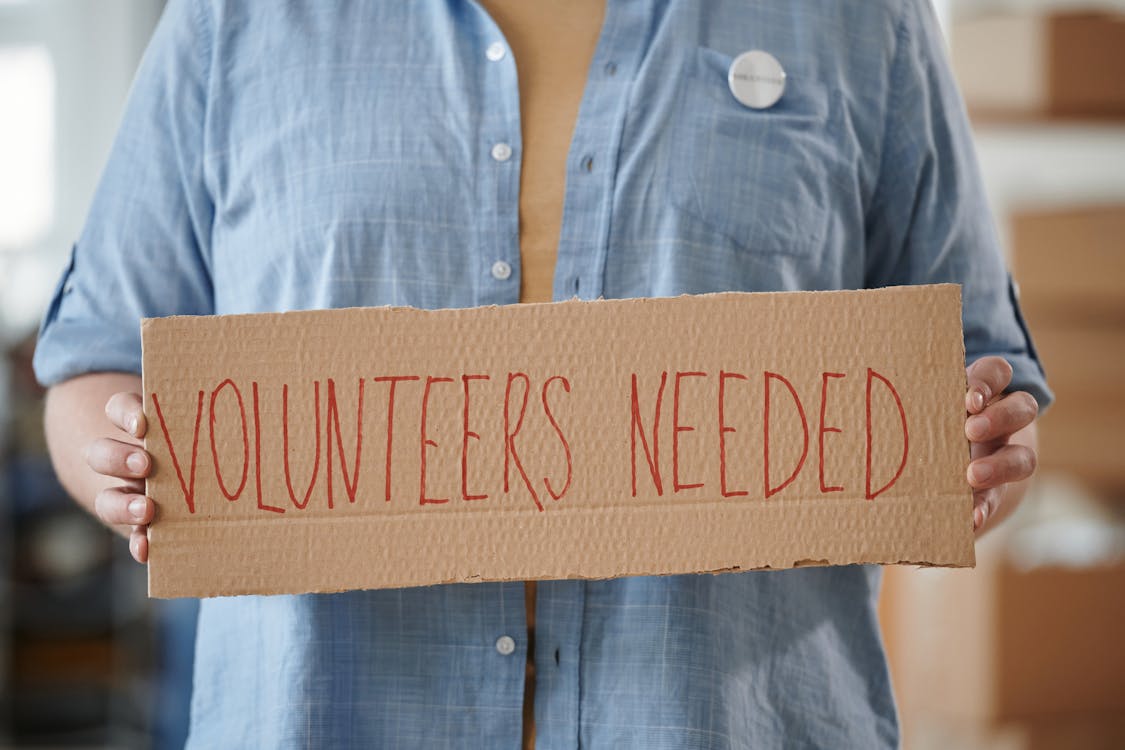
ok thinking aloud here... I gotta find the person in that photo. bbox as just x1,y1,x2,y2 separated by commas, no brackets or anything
34,1,1050,747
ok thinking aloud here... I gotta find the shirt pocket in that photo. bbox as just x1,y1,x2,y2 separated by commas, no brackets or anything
663,47,837,258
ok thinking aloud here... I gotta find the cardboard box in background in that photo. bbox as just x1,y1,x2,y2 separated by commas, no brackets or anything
1008,721,1125,750
899,718,1125,750
953,12,1125,122
141,285,974,598
880,206,1125,749
882,490,1125,748
1011,205,1125,325
1021,327,1125,490
1009,205,1125,493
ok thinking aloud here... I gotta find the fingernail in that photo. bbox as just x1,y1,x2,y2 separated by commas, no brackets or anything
973,506,984,530
970,390,985,412
128,415,139,436
969,462,993,484
129,535,139,559
129,498,147,520
126,452,147,473
966,415,989,440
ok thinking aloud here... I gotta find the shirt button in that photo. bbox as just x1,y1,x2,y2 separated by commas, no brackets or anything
495,635,516,656
486,42,506,62
491,142,513,162
491,260,512,280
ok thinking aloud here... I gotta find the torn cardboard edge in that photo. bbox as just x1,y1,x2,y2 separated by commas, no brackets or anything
143,284,975,598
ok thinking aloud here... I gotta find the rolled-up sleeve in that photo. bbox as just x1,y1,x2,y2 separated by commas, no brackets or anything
863,0,1053,411
33,0,214,387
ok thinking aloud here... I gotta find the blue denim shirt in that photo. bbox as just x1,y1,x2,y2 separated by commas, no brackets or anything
34,1,1051,747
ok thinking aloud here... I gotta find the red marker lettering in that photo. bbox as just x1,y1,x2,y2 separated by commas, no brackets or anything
818,372,846,493
672,371,706,492
541,375,573,501
865,368,909,500
503,372,541,511
460,374,489,502
283,381,321,510
151,390,204,514
630,371,667,497
420,375,453,505
763,371,809,499
718,370,749,498
252,382,284,514
374,375,420,503
326,377,365,508
208,378,249,502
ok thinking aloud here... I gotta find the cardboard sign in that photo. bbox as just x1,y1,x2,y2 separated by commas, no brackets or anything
142,285,974,598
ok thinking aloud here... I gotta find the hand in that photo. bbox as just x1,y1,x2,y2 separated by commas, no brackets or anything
964,357,1039,534
84,393,153,562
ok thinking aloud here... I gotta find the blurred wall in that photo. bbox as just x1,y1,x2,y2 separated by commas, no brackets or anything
0,0,164,340
886,4,1125,750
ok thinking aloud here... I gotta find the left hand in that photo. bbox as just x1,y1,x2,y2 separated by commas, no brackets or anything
964,356,1039,534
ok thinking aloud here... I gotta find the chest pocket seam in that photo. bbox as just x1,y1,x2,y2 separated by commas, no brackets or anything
663,46,840,258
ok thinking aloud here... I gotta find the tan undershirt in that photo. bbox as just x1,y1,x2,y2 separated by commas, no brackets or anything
475,2,605,748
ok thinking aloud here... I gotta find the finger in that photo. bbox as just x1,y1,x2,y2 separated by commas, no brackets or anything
970,436,999,462
967,443,1038,490
105,392,147,438
94,486,154,526
965,391,1038,443
973,486,1002,532
129,526,149,563
86,437,151,479
965,357,1014,414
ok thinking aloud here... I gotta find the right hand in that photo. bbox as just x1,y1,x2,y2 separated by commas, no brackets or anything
85,392,153,562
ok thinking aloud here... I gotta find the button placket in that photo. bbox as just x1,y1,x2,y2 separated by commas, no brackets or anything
551,4,639,305
477,29,521,304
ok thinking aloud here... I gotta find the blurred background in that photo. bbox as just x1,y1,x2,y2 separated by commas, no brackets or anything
0,0,1122,747
879,3,1125,750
